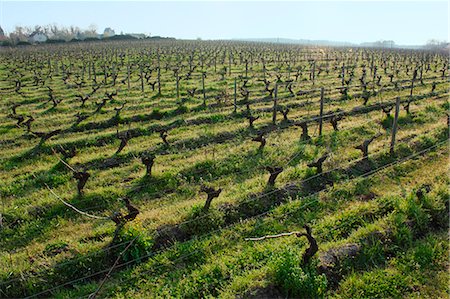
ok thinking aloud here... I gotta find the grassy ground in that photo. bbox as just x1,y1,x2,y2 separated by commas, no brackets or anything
0,40,448,298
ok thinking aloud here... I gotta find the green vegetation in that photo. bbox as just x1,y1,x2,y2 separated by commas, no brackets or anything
0,40,448,298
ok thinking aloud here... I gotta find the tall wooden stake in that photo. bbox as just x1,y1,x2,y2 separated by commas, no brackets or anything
312,61,316,85
233,77,237,113
157,53,161,95
202,73,206,106
272,84,278,124
228,54,232,76
127,63,130,90
140,64,144,93
319,87,324,136
176,76,180,100
104,64,107,85
88,60,91,80
390,97,401,155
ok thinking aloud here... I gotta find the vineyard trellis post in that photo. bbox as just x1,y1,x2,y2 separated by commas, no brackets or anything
228,53,232,76
234,77,237,113
88,60,91,80
410,78,415,98
262,58,266,79
245,60,248,78
272,84,278,124
82,61,86,80
370,54,374,76
176,75,180,100
157,52,161,95
312,61,316,85
319,87,324,136
127,63,130,90
390,97,401,155
104,64,108,85
140,64,144,93
202,73,206,105
112,63,116,86
0,194,3,229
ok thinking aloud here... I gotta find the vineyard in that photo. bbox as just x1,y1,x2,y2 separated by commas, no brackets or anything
0,40,449,298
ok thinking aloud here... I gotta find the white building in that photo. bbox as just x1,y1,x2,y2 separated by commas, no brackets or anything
28,32,48,43
103,27,116,38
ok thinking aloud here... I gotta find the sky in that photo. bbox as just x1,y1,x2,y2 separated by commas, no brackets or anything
0,1,448,45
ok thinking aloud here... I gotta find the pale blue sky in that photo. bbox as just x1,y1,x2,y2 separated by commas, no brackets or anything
1,1,448,45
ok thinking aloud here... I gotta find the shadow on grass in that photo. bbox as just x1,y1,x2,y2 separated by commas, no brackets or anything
0,190,118,252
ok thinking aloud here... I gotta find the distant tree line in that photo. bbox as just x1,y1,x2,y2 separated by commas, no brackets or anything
4,24,99,44
0,24,174,46
424,39,449,50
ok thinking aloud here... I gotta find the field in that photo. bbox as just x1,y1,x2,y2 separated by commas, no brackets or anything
0,40,449,298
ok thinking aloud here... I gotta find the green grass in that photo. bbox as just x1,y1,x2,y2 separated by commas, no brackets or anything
0,40,448,298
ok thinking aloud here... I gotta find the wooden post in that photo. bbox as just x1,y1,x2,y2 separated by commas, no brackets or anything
157,54,161,95
390,97,401,155
319,87,324,136
202,73,206,106
0,196,3,229
104,64,107,85
245,60,248,78
272,84,278,124
127,64,130,90
370,54,374,76
233,77,237,113
176,76,180,100
419,66,423,84
112,64,116,86
88,61,91,80
140,65,144,93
